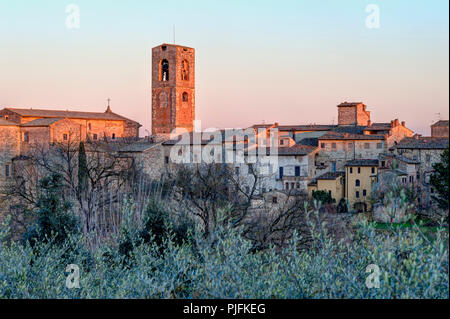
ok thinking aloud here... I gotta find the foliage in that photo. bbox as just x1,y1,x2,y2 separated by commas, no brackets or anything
312,190,335,204
77,141,88,196
22,174,81,247
1,204,447,299
430,146,449,211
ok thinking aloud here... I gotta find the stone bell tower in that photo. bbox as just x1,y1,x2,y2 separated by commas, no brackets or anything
151,43,195,135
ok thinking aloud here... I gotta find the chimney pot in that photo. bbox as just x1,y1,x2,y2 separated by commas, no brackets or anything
401,121,405,127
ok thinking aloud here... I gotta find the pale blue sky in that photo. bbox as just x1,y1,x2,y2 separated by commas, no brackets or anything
0,0,448,135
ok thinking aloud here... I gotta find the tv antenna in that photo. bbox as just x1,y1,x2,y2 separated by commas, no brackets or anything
173,25,176,44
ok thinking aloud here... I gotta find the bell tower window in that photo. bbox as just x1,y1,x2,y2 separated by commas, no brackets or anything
182,92,189,102
181,60,189,81
160,59,169,82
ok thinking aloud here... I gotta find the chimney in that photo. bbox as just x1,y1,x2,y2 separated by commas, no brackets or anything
390,120,394,128
401,121,405,127
367,120,372,127
394,119,399,126
274,122,279,127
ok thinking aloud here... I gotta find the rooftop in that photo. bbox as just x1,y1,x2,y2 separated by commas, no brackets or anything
394,137,449,149
3,107,140,125
315,171,345,180
21,118,64,127
320,131,385,141
345,159,379,167
431,120,449,127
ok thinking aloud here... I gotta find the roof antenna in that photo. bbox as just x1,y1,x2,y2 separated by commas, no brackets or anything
173,25,176,44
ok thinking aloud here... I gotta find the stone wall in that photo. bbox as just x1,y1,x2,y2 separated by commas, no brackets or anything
152,44,195,135
337,103,370,126
431,125,449,138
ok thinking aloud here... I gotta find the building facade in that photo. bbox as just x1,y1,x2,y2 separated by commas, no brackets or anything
151,44,195,135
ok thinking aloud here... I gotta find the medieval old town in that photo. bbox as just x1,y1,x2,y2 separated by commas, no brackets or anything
0,0,448,307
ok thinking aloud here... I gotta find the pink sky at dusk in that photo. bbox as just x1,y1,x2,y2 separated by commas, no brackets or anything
0,1,448,136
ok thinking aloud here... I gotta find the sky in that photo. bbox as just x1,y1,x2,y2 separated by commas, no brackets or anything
0,0,448,136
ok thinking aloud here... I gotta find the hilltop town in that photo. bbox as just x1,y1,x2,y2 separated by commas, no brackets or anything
0,43,448,226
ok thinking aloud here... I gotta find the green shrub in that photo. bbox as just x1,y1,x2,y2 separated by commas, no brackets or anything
22,174,81,247
0,206,447,299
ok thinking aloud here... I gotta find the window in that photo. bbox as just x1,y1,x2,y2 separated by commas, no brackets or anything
160,59,169,81
331,162,336,172
381,161,386,167
261,187,266,193
371,167,375,174
321,143,325,148
182,92,189,102
358,167,361,174
409,176,414,183
364,143,370,149
295,166,300,176
285,183,289,190
181,60,189,81
23,132,29,142
430,187,434,194
348,142,353,149
426,154,431,162
5,164,10,178
159,92,168,108
331,143,336,149
356,191,360,198
363,189,367,196
88,123,91,130
291,182,295,189
296,182,300,189
272,197,278,204
4,116,8,120
328,190,332,197
355,179,360,187
416,172,420,180
235,167,240,175
112,133,116,140
350,167,353,174
402,177,406,184
377,143,382,149
63,134,68,141
164,156,169,164
279,167,284,179
93,134,98,140
280,140,284,145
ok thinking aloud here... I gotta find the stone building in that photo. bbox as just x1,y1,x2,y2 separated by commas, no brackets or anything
0,106,141,143
0,105,141,196
344,159,379,212
307,171,345,203
152,44,195,136
337,102,371,126
392,135,448,208
431,120,449,138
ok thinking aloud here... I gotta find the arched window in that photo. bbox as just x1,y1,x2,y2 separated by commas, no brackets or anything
181,60,189,81
159,92,168,108
182,92,189,102
355,179,360,187
160,59,169,81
